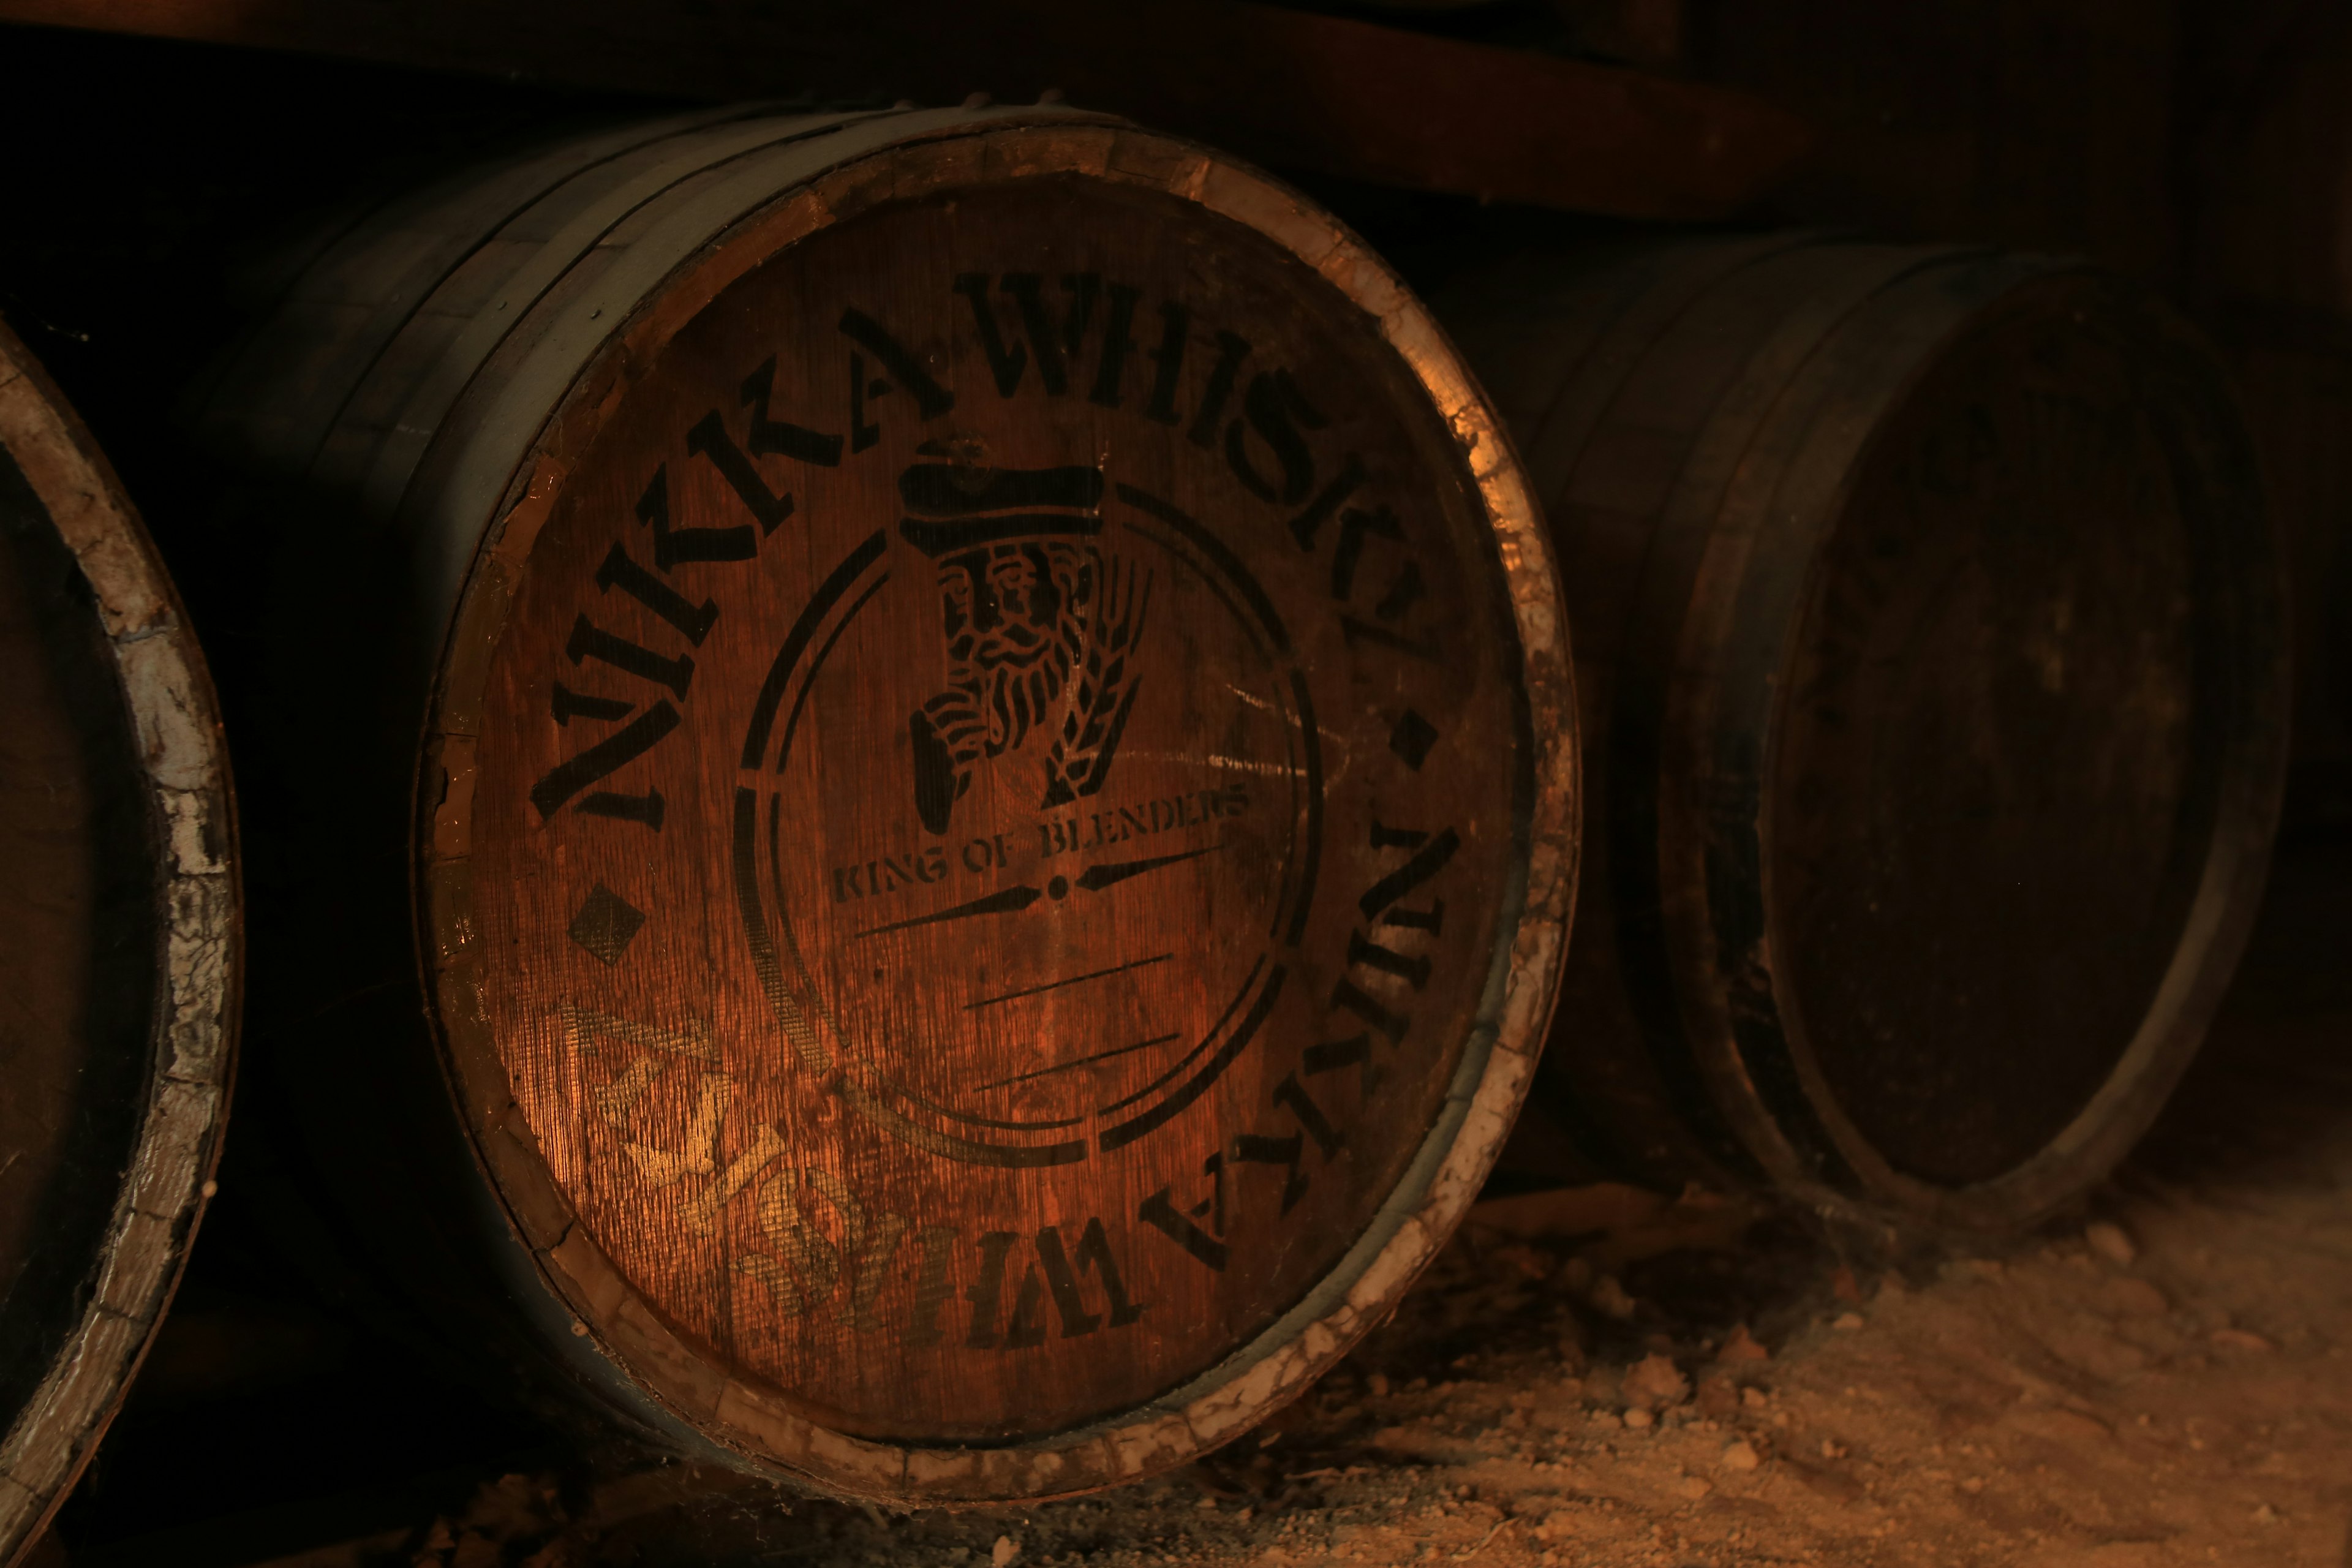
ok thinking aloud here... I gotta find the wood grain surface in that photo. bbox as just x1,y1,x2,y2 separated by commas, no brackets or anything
0,322,237,1568
192,107,1576,1501
1438,238,2286,1229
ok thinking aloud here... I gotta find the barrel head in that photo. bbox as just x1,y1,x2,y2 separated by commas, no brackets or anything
1775,285,2215,1187
417,122,1575,1496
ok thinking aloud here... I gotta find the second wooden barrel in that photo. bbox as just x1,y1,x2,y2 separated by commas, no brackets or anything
188,103,1575,1499
1439,236,2287,1229
0,320,238,1567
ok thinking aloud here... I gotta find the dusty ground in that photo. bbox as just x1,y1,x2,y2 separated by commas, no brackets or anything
156,842,2352,1568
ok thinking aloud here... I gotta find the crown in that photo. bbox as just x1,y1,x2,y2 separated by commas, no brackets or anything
897,446,1106,557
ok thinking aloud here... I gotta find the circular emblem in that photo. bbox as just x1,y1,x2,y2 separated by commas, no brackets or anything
738,446,1316,1164
434,166,1551,1450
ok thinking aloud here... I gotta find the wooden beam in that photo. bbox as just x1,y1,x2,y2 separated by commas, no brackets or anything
0,0,1812,219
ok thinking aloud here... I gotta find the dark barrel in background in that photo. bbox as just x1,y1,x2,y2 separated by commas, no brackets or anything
0,320,238,1567
182,102,1577,1502
1439,236,2287,1229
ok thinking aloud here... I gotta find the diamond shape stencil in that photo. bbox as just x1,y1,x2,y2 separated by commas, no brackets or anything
1388,708,1439,771
568,882,646,966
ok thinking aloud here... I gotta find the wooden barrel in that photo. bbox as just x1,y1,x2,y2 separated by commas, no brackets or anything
1438,236,2286,1229
187,102,1575,1501
0,321,238,1564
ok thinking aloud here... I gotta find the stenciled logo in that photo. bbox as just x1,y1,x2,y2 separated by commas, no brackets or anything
899,451,1153,834
731,437,1312,1171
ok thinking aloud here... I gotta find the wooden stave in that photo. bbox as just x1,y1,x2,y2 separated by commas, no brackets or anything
0,322,239,1568
187,102,813,485
190,103,1578,1501
1440,238,2287,1229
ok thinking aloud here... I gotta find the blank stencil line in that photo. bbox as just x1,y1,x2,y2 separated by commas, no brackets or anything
978,1033,1184,1091
964,951,1174,1011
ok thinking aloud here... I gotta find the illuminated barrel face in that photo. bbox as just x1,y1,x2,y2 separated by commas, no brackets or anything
425,141,1563,1471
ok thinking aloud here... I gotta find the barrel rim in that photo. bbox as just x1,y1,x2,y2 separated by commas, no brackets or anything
0,320,241,1565
412,110,1578,1500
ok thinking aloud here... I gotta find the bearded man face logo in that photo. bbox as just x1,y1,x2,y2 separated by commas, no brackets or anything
935,540,1092,758
899,456,1150,835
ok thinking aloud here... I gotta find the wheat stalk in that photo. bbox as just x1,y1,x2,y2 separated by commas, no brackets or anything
1043,557,1154,805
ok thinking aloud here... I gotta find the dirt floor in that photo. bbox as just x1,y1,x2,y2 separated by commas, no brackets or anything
80,840,2352,1568
280,838,2344,1568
